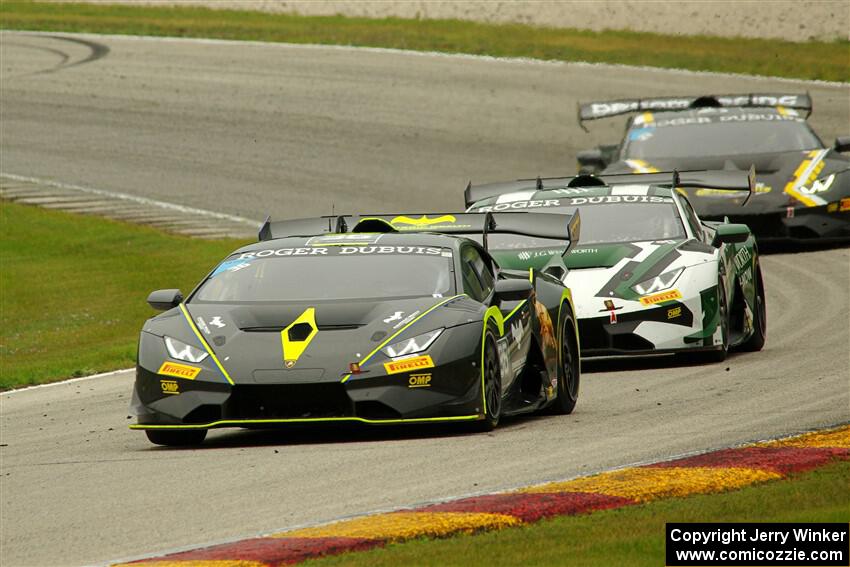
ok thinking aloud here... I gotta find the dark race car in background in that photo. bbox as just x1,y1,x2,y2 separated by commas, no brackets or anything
464,170,766,362
132,212,582,445
576,93,850,242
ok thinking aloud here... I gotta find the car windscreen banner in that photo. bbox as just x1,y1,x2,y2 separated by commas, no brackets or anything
579,94,813,122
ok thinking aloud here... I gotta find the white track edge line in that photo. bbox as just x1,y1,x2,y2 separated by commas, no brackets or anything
1,172,260,226
2,29,847,87
0,367,134,397
104,420,850,566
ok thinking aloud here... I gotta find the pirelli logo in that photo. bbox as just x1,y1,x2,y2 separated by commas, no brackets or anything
639,289,683,306
158,361,201,380
384,355,435,375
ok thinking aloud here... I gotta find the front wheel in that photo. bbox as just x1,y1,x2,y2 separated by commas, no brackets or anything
473,325,502,432
145,429,207,446
699,280,730,363
549,307,580,415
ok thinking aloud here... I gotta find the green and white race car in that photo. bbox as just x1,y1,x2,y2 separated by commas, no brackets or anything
464,170,766,361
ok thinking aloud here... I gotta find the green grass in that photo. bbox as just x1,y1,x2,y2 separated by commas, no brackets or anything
305,460,850,566
0,201,248,389
1,1,848,82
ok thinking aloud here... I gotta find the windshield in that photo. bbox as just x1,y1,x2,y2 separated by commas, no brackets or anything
624,119,822,159
473,202,685,247
193,246,454,303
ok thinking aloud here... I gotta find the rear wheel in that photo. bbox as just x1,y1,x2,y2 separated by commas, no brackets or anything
550,308,580,415
473,326,502,432
740,265,767,352
145,429,207,446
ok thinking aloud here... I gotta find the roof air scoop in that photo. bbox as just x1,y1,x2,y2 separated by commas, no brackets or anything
690,96,722,108
567,174,607,187
351,218,398,233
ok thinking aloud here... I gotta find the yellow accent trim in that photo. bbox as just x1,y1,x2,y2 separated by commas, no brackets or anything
640,111,654,124
384,354,435,375
785,186,820,208
157,362,201,380
480,306,507,415
776,105,788,116
783,150,829,207
281,307,318,367
390,214,457,227
340,294,465,383
130,414,480,429
179,304,234,385
504,299,528,322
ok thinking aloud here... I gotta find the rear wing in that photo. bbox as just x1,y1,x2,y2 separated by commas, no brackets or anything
578,93,812,129
464,167,756,208
259,211,580,252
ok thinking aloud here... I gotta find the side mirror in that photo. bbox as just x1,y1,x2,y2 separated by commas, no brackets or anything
494,278,533,302
147,289,183,311
576,148,606,174
711,224,750,247
833,136,850,153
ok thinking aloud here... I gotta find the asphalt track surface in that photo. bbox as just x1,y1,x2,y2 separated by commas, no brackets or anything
1,32,848,566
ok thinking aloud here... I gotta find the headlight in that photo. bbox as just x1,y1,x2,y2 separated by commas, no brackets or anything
164,336,209,363
632,267,684,295
381,329,443,359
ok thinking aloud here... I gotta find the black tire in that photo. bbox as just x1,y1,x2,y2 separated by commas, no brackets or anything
550,307,580,415
473,325,502,432
700,280,730,363
740,265,767,352
145,429,207,447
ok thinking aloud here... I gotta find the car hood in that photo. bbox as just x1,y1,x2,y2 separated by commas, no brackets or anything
144,296,473,382
563,239,716,313
604,149,850,216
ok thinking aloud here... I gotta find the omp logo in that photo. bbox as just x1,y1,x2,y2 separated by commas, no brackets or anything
384,355,434,375
408,373,432,388
160,380,180,395
639,290,683,306
390,215,456,227
667,306,682,319
158,362,201,380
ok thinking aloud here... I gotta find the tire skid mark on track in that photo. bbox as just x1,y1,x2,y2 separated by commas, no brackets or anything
3,29,847,87
116,425,850,566
2,33,111,78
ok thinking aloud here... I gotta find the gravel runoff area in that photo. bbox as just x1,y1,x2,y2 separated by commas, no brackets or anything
55,0,850,42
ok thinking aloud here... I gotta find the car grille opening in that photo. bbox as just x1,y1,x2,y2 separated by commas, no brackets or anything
354,401,402,420
226,384,354,420
578,319,608,351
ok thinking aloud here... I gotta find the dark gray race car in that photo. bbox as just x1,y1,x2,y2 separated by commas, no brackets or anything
131,213,581,445
576,93,850,241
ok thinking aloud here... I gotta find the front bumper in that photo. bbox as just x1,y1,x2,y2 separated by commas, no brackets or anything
131,326,485,430
577,299,717,357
